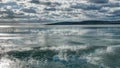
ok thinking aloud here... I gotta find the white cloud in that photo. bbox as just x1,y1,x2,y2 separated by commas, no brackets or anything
0,0,120,22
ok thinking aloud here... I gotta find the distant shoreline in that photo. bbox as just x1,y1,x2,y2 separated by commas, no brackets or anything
46,20,120,25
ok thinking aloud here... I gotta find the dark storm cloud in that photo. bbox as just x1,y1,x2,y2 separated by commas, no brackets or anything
22,8,36,13
111,9,120,16
44,7,56,11
103,2,120,7
70,3,102,10
29,0,40,4
88,0,109,3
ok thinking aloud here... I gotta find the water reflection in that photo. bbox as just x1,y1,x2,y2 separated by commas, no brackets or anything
0,26,120,68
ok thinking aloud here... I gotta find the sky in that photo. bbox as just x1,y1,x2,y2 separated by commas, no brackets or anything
0,0,120,22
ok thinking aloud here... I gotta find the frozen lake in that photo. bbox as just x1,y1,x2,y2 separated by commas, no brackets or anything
0,24,120,68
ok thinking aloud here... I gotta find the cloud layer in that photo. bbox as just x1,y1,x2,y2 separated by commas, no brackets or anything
0,0,120,23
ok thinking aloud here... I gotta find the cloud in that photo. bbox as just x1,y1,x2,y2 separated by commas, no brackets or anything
22,8,37,13
88,0,109,3
0,0,120,22
70,3,102,10
103,2,120,7
44,7,56,11
111,9,120,16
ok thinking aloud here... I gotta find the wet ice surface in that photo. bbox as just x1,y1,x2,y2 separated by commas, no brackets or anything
0,25,120,68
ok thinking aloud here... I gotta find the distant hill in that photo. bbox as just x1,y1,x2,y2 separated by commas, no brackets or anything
46,20,120,25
